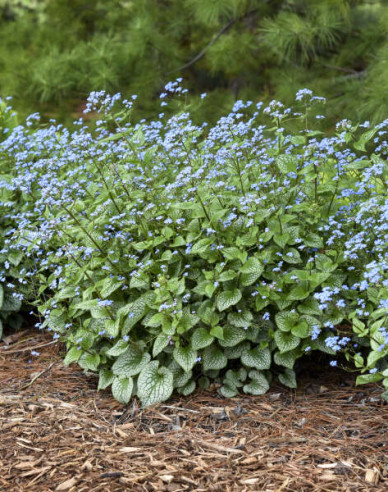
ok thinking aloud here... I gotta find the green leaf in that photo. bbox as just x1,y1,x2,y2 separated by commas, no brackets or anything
169,361,192,388
278,368,297,388
112,376,133,404
243,370,269,395
276,154,298,174
282,248,302,264
75,299,98,311
177,312,199,333
210,325,224,340
223,247,247,263
216,289,242,312
106,339,129,357
227,309,252,328
190,238,212,254
64,346,82,365
104,319,120,338
173,346,198,372
239,257,264,286
137,361,174,407
191,327,214,350
78,352,100,371
0,284,3,308
153,334,170,357
356,373,383,385
274,350,297,369
98,369,114,390
274,331,300,353
275,311,298,332
100,278,123,298
353,128,378,151
297,299,321,315
224,341,251,359
220,384,239,398
291,321,310,338
203,345,228,371
121,297,148,334
177,380,196,396
241,346,271,370
274,233,290,249
112,346,151,377
219,325,246,347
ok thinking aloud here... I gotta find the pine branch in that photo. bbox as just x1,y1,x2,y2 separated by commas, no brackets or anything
167,9,258,75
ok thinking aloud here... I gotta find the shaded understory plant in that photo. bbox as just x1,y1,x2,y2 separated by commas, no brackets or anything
0,98,25,339
0,85,387,405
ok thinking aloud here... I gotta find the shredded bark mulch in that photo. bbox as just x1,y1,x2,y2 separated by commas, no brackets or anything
0,331,387,491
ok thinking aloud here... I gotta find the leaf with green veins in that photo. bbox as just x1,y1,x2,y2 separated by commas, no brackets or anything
112,346,151,376
241,346,271,370
274,331,301,353
274,233,290,249
98,369,114,390
282,248,302,264
275,311,298,332
278,368,297,388
218,270,237,282
210,325,224,340
176,312,199,333
239,257,264,286
78,352,100,371
222,247,247,263
276,154,298,173
274,350,298,369
243,371,269,395
106,339,129,356
112,376,133,404
137,361,174,407
297,298,321,315
104,319,120,338
218,325,246,347
177,380,196,396
153,334,170,357
291,321,310,338
220,383,239,398
173,346,198,372
224,341,251,359
216,288,242,312
169,361,192,388
191,327,214,350
202,345,228,371
227,309,253,328
64,346,82,365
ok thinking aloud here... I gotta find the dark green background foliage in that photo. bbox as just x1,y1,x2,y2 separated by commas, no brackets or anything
1,0,388,123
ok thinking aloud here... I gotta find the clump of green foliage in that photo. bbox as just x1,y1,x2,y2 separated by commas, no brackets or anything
0,99,26,339
1,86,388,405
1,0,388,125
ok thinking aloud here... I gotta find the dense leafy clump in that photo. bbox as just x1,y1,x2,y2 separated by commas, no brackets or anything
1,86,387,405
0,99,25,339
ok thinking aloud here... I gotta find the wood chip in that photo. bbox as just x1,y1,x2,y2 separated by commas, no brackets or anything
55,476,78,490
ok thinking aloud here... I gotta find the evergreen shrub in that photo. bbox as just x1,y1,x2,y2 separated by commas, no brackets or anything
1,84,387,405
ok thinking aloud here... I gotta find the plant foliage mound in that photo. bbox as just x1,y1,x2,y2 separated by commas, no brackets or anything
1,86,387,405
0,98,25,339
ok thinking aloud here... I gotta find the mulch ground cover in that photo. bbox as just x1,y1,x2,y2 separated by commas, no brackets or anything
0,331,387,492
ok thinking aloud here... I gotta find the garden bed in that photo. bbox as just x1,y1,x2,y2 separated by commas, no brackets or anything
0,331,387,491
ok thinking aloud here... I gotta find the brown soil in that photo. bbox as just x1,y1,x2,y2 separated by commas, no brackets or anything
0,331,387,491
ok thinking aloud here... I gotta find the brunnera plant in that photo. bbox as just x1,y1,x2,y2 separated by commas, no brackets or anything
1,83,387,405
